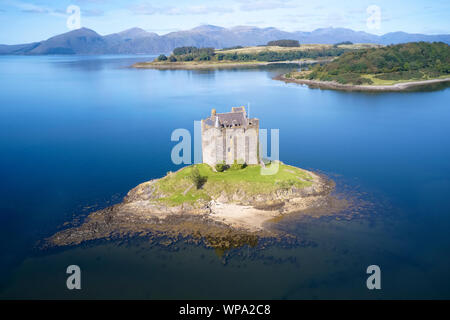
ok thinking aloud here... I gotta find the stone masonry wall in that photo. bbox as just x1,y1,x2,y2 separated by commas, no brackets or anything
202,121,259,166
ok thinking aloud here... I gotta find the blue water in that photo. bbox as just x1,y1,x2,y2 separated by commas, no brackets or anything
0,55,450,299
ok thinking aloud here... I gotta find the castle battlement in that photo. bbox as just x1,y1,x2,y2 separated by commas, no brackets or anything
201,106,259,166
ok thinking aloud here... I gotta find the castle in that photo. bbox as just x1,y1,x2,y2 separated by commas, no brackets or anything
201,106,259,166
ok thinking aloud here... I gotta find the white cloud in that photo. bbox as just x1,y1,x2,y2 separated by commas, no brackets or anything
131,4,233,16
82,8,105,17
7,0,67,18
7,0,104,17
238,0,296,12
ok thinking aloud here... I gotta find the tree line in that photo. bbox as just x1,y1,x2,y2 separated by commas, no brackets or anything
267,40,300,47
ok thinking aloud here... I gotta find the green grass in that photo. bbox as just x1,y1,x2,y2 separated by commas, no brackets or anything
153,163,313,206
361,73,449,85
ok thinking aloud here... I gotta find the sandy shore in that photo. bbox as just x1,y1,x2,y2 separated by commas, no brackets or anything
275,74,450,92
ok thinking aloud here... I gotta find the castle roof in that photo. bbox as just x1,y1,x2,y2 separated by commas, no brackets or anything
216,112,246,127
203,106,258,128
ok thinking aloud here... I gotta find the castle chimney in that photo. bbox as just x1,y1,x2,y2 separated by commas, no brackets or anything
215,115,219,128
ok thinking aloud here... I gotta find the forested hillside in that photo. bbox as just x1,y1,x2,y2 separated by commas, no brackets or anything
298,42,450,84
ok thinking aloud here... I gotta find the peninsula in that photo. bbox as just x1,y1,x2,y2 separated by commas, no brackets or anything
131,42,379,70
278,42,450,91
46,107,347,251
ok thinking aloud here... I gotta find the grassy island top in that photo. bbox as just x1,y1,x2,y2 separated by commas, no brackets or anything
285,41,450,85
149,163,314,206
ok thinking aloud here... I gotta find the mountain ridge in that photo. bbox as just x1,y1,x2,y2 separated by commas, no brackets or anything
1,25,449,55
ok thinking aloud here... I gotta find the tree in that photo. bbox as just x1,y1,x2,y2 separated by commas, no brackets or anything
157,54,167,61
189,167,207,189
169,55,177,62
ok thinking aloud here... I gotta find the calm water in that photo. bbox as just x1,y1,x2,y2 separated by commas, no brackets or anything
0,55,449,299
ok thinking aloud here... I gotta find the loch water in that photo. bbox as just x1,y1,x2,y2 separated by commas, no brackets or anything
0,55,449,299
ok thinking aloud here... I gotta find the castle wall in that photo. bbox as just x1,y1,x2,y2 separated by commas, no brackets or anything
201,122,223,166
201,121,259,166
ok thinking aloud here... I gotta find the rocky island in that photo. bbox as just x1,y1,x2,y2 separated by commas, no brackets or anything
45,106,350,251
46,162,344,250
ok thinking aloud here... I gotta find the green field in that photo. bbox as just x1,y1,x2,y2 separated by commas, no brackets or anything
216,43,380,55
152,163,313,206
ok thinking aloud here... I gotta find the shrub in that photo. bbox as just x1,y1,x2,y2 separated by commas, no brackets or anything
230,160,246,170
182,55,194,61
215,162,228,172
157,54,167,61
169,55,177,62
189,167,207,189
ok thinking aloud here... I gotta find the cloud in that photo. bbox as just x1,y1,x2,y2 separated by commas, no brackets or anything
167,6,233,15
7,0,103,17
17,3,54,14
282,5,389,30
131,4,233,16
82,8,105,17
131,3,159,15
6,0,65,17
238,0,296,12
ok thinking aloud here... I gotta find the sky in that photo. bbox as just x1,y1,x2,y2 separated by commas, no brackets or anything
0,0,449,44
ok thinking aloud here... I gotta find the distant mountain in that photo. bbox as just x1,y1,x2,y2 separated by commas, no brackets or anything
1,25,449,55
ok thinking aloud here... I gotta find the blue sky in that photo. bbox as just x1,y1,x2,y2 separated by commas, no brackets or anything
0,0,449,44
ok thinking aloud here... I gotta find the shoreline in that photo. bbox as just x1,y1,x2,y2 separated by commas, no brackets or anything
131,58,331,70
275,74,450,92
44,167,349,250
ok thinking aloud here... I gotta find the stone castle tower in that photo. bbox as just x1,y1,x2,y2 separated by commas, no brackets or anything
201,106,259,166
